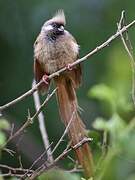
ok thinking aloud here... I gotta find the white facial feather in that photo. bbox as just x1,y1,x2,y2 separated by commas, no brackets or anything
44,24,53,31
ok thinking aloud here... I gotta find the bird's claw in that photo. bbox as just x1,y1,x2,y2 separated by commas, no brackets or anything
66,64,72,71
42,74,49,85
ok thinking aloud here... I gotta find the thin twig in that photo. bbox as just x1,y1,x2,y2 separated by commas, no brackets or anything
102,131,108,156
22,142,53,179
67,155,76,163
0,80,42,112
0,173,24,178
29,137,92,179
2,148,16,156
0,164,34,173
117,11,135,106
32,80,53,163
18,156,23,169
25,112,75,179
66,167,83,173
2,88,57,147
30,143,53,169
10,123,15,138
0,18,135,112
51,110,75,154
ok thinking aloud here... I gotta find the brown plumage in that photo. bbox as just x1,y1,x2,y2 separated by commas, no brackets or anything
34,10,93,177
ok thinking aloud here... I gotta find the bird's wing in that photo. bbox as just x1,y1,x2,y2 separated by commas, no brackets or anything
68,34,82,88
34,35,50,94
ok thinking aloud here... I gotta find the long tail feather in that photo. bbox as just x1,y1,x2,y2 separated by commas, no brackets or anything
55,75,93,178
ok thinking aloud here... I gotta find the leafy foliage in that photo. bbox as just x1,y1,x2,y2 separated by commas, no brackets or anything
88,84,135,180
38,169,80,180
0,118,10,156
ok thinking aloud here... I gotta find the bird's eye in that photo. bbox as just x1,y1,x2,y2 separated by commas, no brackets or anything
58,25,64,32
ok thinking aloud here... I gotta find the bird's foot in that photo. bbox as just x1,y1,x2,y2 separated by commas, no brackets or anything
42,74,49,85
66,64,73,71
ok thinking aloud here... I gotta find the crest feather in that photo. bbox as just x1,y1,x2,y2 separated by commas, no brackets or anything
52,9,66,25
45,9,66,26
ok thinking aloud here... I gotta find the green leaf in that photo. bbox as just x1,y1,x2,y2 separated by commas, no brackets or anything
93,114,126,144
0,119,10,130
93,114,125,131
0,132,6,146
0,174,4,180
93,117,109,131
87,130,101,145
127,174,135,180
38,169,80,180
9,178,18,180
87,130,102,154
88,84,116,111
81,178,93,180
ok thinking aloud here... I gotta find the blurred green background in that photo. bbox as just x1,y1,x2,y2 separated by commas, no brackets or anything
0,0,135,179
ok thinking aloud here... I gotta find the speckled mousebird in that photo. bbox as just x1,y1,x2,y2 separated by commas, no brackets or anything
34,10,93,177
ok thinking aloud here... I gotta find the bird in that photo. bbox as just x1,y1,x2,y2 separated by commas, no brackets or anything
34,10,93,178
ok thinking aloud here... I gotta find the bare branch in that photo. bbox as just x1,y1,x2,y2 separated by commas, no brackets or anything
51,110,75,154
2,88,57,147
0,18,135,112
0,163,34,178
0,173,24,178
66,167,83,173
2,148,16,156
22,142,53,178
29,137,92,179
22,111,75,179
0,80,42,112
117,11,135,106
0,164,34,173
32,80,54,163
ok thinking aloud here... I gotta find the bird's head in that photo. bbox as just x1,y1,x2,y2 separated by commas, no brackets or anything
42,10,66,40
